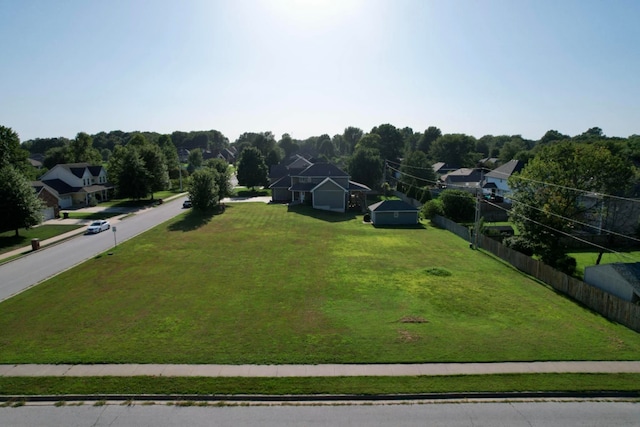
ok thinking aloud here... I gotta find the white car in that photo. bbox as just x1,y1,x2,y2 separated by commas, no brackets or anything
86,220,110,234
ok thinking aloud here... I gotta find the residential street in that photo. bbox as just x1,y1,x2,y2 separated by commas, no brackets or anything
0,195,189,302
1,401,639,427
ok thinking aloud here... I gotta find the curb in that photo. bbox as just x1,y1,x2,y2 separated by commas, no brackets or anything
2,391,639,404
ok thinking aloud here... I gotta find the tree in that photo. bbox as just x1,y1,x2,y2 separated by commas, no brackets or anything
0,125,30,173
139,144,169,199
355,133,382,152
508,141,634,273
439,189,475,223
237,146,268,190
400,150,436,200
278,133,299,158
429,133,476,167
205,158,233,200
114,147,151,199
158,134,180,180
400,127,419,154
417,126,442,154
265,148,282,168
348,147,384,190
70,132,101,164
498,138,528,163
539,129,568,145
342,126,363,155
189,168,219,211
318,138,335,158
371,123,403,161
0,165,43,236
187,148,203,173
253,132,276,157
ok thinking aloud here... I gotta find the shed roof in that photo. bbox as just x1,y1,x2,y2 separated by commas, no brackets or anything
368,199,419,212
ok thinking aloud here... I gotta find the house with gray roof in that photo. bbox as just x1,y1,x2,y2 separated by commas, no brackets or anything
439,168,485,194
270,158,371,212
482,159,525,201
37,163,114,208
584,262,640,303
367,200,419,226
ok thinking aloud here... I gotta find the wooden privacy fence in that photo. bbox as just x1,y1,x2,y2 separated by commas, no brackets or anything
432,215,640,333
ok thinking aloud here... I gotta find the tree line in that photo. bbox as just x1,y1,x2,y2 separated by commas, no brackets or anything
5,122,640,277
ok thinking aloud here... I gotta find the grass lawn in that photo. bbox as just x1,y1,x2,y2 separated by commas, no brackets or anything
1,374,639,397
97,190,184,208
1,203,639,366
569,249,640,279
0,225,83,256
63,211,122,221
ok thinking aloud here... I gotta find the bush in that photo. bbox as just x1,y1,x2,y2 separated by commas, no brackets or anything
440,189,475,223
418,188,432,204
555,255,577,276
421,199,444,220
503,236,535,256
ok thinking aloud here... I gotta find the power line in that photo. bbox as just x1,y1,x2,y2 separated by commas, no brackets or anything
506,198,640,246
483,199,640,263
388,161,640,255
386,158,640,205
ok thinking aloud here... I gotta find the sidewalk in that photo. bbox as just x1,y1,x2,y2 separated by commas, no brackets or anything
1,361,639,377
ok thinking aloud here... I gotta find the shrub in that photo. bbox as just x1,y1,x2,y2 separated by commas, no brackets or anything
421,199,444,220
555,255,577,276
504,236,535,256
440,189,475,223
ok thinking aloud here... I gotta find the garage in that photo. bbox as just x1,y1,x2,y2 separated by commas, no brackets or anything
368,200,419,226
42,207,56,221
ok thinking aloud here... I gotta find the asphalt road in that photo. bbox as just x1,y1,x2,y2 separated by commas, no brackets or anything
1,401,639,426
0,196,188,302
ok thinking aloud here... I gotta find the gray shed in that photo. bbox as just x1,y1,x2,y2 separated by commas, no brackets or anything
368,200,419,226
584,262,640,303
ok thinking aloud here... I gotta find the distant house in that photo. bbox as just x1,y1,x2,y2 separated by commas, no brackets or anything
37,163,114,208
482,159,525,201
31,182,60,220
269,155,314,202
368,200,419,226
213,147,238,163
270,157,371,213
177,148,190,163
584,262,640,303
439,168,485,193
432,162,458,178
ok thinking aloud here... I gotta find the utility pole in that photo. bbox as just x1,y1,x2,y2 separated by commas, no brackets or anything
473,168,485,250
473,190,481,249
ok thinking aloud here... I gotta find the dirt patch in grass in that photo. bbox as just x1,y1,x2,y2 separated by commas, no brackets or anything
423,267,452,276
398,315,429,323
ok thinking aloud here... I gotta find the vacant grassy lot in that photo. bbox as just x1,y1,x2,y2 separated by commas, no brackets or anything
0,225,83,256
0,203,639,365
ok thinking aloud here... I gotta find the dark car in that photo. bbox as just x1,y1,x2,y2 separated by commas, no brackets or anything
183,200,192,208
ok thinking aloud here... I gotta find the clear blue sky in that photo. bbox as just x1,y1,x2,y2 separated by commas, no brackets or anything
2,0,639,143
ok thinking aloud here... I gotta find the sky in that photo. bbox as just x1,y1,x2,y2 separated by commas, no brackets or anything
2,0,639,143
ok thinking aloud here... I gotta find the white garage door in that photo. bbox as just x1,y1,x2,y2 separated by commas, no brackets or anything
42,207,55,221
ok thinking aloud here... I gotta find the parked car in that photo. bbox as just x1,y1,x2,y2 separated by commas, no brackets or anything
183,199,192,208
86,220,110,234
